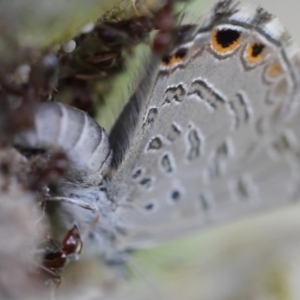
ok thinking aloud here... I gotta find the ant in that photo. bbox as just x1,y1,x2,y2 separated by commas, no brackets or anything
36,224,83,287
35,215,99,288
57,0,178,117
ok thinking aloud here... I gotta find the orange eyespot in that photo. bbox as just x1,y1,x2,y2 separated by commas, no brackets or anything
211,28,242,53
161,55,182,66
267,62,283,77
161,47,188,66
246,42,265,63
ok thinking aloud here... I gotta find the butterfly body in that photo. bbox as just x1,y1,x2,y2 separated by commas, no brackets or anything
14,0,300,260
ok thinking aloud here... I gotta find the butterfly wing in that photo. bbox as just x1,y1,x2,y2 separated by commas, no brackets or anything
107,0,300,247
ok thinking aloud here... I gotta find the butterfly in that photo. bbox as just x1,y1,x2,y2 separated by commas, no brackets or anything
14,0,300,268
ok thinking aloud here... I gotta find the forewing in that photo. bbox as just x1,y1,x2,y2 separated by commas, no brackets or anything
107,0,300,247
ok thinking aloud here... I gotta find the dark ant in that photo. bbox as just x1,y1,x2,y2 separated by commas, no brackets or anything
0,52,59,145
57,15,154,117
152,0,176,53
37,224,83,287
35,214,99,288
57,1,179,117
26,150,69,191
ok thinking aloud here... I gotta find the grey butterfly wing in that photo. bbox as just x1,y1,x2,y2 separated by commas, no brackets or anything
108,0,300,247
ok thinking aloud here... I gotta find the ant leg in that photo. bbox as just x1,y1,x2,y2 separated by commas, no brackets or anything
44,196,98,212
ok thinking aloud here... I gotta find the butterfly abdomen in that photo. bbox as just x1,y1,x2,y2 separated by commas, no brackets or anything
14,102,112,184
